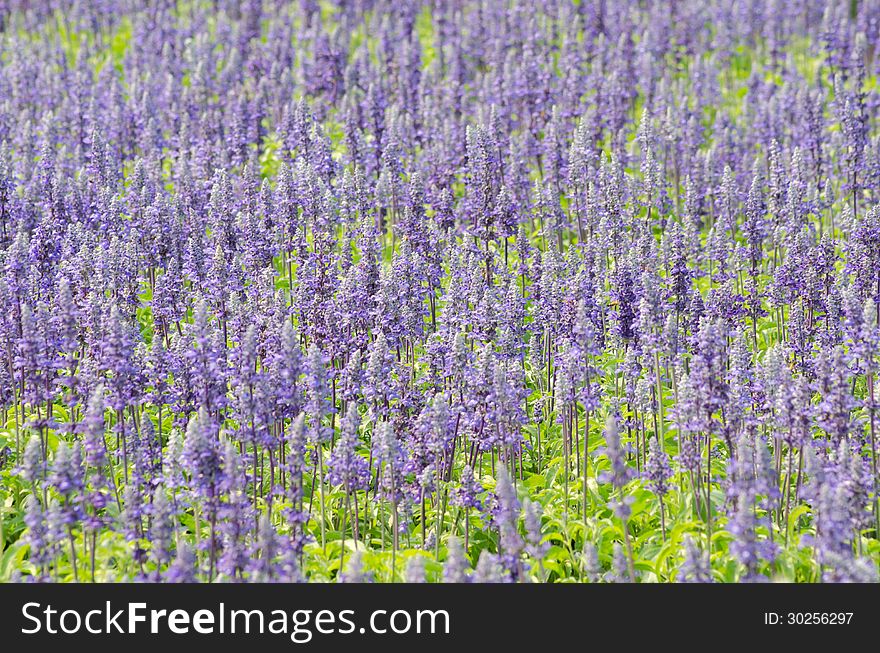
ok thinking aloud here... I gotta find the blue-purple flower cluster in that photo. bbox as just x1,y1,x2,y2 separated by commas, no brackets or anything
0,0,878,583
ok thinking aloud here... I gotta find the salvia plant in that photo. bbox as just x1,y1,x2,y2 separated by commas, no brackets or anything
0,0,878,584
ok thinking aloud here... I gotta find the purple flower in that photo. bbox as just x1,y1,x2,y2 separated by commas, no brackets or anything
491,467,523,580
677,536,713,583
442,537,471,583
523,499,549,564
600,414,633,490
327,404,370,492
644,437,672,497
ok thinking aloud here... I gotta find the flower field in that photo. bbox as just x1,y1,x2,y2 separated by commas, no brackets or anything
0,0,879,583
